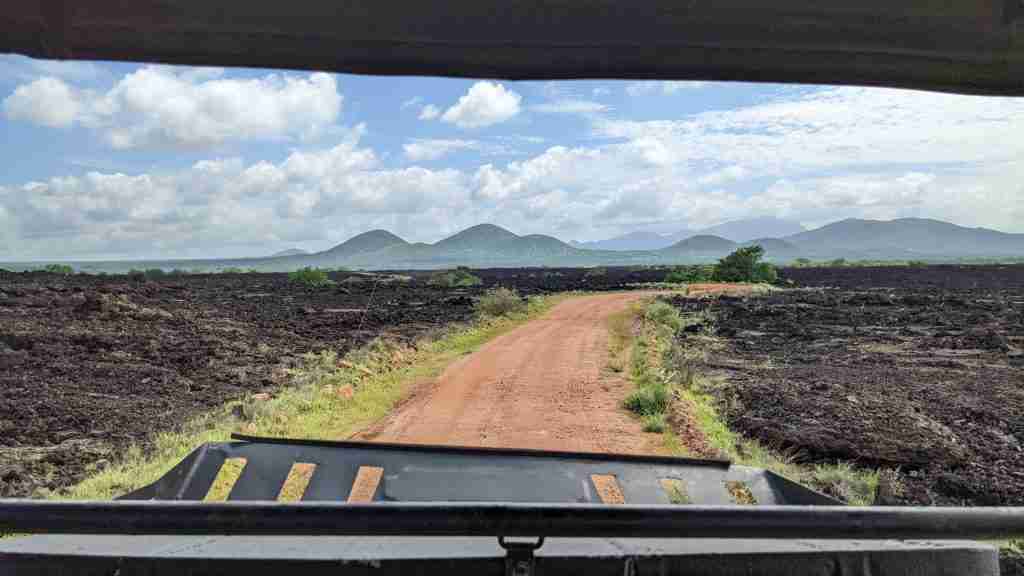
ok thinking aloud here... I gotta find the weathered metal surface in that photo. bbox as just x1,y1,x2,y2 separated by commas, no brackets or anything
1,0,1023,95
0,535,1000,576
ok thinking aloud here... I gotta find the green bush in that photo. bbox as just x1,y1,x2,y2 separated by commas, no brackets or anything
144,268,166,278
221,267,244,274
429,266,482,288
644,300,683,333
829,258,847,267
664,265,714,283
624,384,669,416
907,260,928,267
42,264,74,275
714,245,777,283
793,257,812,267
289,267,334,287
474,287,526,317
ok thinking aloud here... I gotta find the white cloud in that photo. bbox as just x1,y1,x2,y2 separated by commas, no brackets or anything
418,104,440,120
3,66,343,149
625,81,710,96
531,99,610,115
3,77,81,127
441,81,522,128
0,129,475,259
404,139,478,161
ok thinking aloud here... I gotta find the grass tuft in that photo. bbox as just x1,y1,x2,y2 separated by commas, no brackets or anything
474,287,526,317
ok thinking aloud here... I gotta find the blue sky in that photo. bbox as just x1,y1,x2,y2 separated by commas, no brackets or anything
1,54,1022,260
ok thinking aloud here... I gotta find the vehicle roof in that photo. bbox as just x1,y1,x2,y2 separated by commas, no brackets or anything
2,0,1023,95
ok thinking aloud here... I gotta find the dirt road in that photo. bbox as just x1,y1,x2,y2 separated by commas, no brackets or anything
357,292,661,454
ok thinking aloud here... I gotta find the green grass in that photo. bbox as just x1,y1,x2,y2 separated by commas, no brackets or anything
288,267,333,287
62,293,567,501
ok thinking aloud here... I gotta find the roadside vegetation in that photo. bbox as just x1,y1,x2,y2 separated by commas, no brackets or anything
664,245,777,284
63,293,566,500
621,297,880,505
474,287,526,317
41,264,74,275
288,266,334,287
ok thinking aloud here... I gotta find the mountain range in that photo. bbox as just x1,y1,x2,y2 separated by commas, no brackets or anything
40,217,1021,274
268,217,1022,271
573,217,806,250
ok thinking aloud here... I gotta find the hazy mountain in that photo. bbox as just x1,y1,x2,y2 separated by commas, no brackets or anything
784,218,1024,259
269,248,308,257
575,231,675,251
662,235,737,254
700,217,805,242
321,229,408,259
579,218,806,251
743,237,800,257
666,217,805,244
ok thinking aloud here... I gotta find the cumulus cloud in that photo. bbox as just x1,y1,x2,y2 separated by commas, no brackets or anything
3,77,81,127
0,129,474,259
441,81,522,128
3,66,343,149
418,104,441,120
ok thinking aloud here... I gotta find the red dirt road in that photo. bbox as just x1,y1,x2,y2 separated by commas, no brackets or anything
357,292,663,454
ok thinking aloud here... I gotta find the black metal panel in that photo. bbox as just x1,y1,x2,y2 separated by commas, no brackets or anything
3,500,1024,540
115,436,828,506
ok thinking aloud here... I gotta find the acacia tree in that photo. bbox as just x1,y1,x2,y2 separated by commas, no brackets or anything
714,245,777,283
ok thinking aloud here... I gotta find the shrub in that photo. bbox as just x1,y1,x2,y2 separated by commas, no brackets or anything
624,384,669,416
644,300,683,333
793,257,812,267
641,413,668,433
907,260,927,267
144,268,166,278
474,287,526,317
829,258,847,267
714,245,777,283
585,267,608,277
221,267,244,274
289,267,334,287
42,264,74,275
429,267,482,288
664,265,714,283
